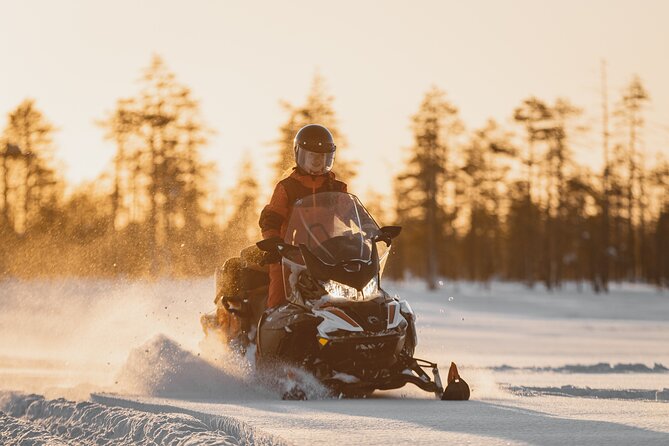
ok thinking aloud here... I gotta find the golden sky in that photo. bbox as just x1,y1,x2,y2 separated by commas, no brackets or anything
1,0,668,199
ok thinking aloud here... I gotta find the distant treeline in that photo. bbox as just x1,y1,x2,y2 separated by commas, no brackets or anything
0,56,667,291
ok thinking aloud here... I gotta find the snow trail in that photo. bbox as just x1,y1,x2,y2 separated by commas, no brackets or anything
87,392,669,446
2,278,669,444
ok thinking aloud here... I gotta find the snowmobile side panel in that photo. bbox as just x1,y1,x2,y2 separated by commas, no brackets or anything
256,304,321,366
315,308,364,333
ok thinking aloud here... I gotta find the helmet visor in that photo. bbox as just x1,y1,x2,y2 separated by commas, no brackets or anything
296,148,335,175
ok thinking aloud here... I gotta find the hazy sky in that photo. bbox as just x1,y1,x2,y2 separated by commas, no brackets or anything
2,0,668,200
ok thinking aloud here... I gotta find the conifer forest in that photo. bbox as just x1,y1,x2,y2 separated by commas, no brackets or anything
1,56,668,292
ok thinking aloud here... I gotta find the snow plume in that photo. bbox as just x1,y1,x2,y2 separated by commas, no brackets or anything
0,278,221,398
201,333,331,400
263,364,332,400
114,334,265,400
0,278,332,401
198,331,256,380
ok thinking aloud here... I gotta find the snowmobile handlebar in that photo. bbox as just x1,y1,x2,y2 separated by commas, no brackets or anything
256,237,299,265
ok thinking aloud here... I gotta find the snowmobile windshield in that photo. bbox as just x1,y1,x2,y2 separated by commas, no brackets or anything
284,192,380,266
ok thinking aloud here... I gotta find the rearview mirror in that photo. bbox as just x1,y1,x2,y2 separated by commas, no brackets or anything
379,226,402,239
374,226,402,246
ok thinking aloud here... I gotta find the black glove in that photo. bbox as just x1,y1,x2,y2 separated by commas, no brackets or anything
257,237,283,265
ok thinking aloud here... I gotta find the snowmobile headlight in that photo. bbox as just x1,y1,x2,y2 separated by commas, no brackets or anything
322,276,379,301
322,280,358,300
361,275,379,299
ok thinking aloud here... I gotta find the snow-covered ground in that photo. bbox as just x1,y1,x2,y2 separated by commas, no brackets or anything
1,278,668,445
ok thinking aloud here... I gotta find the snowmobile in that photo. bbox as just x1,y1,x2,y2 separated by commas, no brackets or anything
201,191,469,400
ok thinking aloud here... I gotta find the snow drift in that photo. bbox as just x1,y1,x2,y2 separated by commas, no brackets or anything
0,391,288,446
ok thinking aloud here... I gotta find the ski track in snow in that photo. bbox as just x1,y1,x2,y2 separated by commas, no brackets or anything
2,279,669,444
507,385,669,402
490,362,669,373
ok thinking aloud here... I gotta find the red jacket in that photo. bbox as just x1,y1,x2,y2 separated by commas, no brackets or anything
259,168,347,240
260,168,347,307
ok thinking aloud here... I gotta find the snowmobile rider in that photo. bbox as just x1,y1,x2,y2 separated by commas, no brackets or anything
259,124,347,308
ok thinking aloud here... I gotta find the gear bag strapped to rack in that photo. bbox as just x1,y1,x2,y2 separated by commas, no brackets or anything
205,245,270,345
215,245,269,313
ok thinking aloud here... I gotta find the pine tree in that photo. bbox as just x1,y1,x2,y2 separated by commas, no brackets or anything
395,86,463,289
622,76,649,280
100,55,213,276
460,120,514,285
512,97,553,286
0,142,22,231
651,156,669,287
612,76,650,281
1,99,61,234
100,98,137,231
544,99,582,289
220,157,260,257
